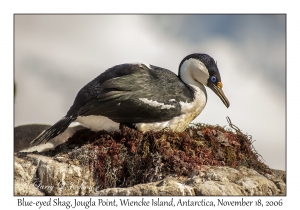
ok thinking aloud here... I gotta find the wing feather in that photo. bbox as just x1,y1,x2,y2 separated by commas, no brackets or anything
68,64,193,123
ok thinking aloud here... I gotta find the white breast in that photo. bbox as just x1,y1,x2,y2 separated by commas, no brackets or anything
167,84,207,132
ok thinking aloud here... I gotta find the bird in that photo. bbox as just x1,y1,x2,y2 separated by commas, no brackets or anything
30,53,230,146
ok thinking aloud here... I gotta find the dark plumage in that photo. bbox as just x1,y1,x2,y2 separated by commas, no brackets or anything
30,53,229,146
70,64,193,122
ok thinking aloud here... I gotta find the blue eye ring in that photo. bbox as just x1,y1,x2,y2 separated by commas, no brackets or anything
210,76,217,83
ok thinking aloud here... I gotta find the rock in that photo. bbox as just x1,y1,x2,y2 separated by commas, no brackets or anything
97,166,285,196
15,152,97,196
14,153,285,196
14,124,84,152
95,176,195,196
14,124,50,152
14,155,44,195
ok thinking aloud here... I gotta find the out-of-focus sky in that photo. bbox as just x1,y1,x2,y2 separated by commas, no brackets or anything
14,15,286,170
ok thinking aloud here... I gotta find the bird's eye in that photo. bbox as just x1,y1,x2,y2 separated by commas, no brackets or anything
210,76,217,83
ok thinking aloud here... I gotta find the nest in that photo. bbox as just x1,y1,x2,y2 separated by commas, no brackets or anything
39,117,269,190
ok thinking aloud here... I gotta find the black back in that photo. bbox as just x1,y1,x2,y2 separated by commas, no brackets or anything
67,63,195,123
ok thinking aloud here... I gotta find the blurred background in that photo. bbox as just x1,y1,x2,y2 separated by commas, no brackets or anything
14,15,286,170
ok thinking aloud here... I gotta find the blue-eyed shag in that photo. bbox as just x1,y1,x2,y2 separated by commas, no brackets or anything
30,53,230,146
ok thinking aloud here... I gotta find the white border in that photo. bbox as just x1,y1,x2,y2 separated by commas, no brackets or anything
2,0,297,209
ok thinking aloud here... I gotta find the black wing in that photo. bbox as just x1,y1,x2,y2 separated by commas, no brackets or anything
67,63,195,123
30,115,76,146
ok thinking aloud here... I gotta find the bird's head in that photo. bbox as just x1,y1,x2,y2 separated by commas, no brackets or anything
179,53,230,108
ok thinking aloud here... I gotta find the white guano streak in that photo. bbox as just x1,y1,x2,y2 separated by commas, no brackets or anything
139,98,175,109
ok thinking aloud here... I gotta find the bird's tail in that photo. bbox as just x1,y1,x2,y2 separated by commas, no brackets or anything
30,115,76,146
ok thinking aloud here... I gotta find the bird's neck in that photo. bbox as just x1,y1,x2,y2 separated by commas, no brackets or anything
179,63,207,99
178,60,208,126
